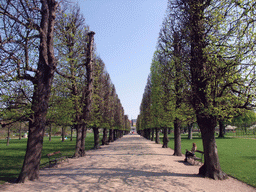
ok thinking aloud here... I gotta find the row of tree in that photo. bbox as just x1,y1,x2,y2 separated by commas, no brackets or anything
0,0,130,183
137,0,255,180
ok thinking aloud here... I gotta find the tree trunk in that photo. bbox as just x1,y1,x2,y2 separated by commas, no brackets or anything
114,129,117,141
146,129,151,140
162,128,169,148
7,126,10,146
93,127,100,149
198,116,227,180
155,128,160,144
151,128,154,141
188,123,193,140
74,124,82,157
80,125,87,156
49,124,52,142
70,127,73,141
17,0,58,183
108,129,114,142
218,120,225,138
62,127,65,142
173,118,182,156
19,123,22,140
102,128,109,145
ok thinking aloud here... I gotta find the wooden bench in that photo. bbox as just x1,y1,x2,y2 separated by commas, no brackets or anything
188,150,204,165
47,151,68,166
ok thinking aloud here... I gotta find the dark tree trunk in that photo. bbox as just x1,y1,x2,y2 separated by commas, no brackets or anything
173,118,182,156
80,125,87,156
17,0,58,183
162,128,169,148
168,128,171,134
74,124,83,157
70,127,73,141
113,129,117,141
7,126,10,146
155,128,160,144
218,120,225,138
19,123,22,140
93,127,100,149
198,116,227,180
188,123,193,140
62,127,65,142
102,128,108,145
147,129,151,140
151,128,154,141
49,124,52,142
108,129,114,142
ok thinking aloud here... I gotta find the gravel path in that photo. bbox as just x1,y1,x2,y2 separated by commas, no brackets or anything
1,134,255,192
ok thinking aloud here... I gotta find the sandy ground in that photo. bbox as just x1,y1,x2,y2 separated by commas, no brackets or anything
1,134,255,192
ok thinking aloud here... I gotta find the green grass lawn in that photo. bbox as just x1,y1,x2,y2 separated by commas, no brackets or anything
162,134,256,188
0,133,102,184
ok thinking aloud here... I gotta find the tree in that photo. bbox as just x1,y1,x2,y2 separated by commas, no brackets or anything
54,4,91,157
179,0,256,179
0,0,59,182
89,56,105,149
101,72,112,145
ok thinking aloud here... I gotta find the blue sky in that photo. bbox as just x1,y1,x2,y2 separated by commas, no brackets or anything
76,0,168,120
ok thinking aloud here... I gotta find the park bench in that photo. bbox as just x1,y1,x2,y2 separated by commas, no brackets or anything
47,151,69,166
188,150,204,165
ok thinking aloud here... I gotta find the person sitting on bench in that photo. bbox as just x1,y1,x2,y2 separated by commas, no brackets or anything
184,142,197,162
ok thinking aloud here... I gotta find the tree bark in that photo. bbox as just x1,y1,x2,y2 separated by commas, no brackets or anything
17,0,58,183
74,124,82,157
49,124,52,142
102,128,109,145
70,127,73,141
173,118,182,156
151,128,154,141
108,129,114,142
162,128,169,148
7,126,10,146
62,127,65,142
93,127,100,149
155,128,160,144
80,124,87,156
113,129,117,141
218,120,225,138
19,123,22,140
198,116,227,180
188,123,193,140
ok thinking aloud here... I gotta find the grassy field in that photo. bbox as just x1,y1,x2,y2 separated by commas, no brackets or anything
162,134,256,188
0,133,102,184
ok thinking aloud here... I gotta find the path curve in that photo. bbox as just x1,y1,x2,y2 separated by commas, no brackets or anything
1,134,255,192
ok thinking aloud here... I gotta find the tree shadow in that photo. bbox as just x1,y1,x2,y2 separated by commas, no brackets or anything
242,156,256,160
25,167,202,192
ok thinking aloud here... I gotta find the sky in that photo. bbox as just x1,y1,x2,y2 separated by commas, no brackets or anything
76,0,168,120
